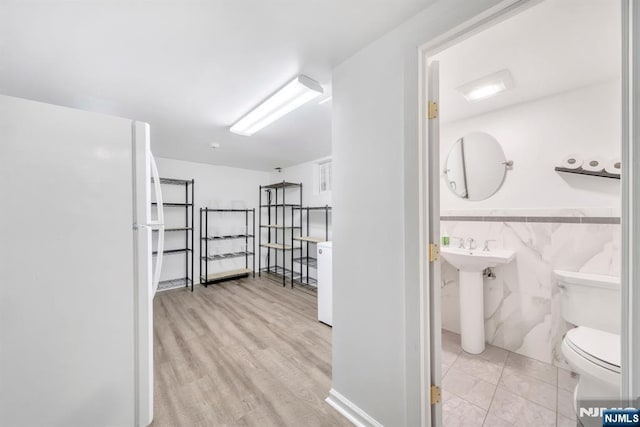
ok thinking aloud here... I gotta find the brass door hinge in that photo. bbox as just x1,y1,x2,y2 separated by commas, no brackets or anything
430,385,442,404
428,101,438,119
428,243,439,262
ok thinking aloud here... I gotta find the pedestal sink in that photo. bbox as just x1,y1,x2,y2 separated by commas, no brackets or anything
441,246,515,354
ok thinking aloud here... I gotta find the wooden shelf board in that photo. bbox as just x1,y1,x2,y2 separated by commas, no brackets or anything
262,243,292,250
201,268,252,282
293,236,326,243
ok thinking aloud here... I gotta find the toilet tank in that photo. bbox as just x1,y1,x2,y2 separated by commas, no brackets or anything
555,270,620,334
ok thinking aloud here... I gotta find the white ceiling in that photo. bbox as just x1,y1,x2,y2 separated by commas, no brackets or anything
0,0,434,170
434,0,620,124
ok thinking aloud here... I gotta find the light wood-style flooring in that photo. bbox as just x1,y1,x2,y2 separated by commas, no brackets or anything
151,276,349,427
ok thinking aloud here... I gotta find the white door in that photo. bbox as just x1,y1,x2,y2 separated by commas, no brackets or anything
427,60,443,426
132,121,164,427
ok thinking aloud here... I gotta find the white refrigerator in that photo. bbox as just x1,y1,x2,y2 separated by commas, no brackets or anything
0,94,164,427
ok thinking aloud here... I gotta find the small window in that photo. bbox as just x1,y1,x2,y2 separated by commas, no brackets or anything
318,160,332,193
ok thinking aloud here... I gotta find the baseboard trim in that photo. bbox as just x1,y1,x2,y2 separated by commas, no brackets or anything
325,388,384,427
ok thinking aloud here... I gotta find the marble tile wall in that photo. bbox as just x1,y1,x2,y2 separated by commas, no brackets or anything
440,209,621,367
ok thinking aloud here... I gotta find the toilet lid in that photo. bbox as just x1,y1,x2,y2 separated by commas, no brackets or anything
566,327,620,373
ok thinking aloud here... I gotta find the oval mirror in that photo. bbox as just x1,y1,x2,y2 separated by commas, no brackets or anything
444,132,507,201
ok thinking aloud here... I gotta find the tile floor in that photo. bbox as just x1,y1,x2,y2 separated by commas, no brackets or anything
441,330,580,427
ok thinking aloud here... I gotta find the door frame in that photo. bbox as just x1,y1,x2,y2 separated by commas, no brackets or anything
417,0,640,425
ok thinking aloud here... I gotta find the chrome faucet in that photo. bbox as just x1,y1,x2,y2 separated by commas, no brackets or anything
483,239,497,252
467,237,477,250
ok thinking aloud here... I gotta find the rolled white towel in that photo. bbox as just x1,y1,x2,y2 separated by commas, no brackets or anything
583,157,605,172
561,154,583,169
605,159,621,175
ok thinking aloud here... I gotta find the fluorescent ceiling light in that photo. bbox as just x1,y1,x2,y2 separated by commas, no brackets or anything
457,69,514,102
230,75,323,136
319,96,332,105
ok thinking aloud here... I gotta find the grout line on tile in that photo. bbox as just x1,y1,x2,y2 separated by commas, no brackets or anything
504,352,559,386
445,388,490,419
443,333,568,427
482,349,508,426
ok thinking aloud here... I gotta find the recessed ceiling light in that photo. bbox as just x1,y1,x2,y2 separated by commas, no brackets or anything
230,75,323,136
210,142,221,149
319,96,332,105
457,69,514,102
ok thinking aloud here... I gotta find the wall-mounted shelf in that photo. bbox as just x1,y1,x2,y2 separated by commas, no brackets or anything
555,166,620,180
200,208,255,286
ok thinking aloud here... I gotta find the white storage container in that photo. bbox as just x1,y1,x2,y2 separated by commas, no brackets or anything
317,241,333,326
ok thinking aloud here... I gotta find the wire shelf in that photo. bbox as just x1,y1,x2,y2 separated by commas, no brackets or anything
200,207,255,285
154,227,192,232
152,177,193,186
202,251,254,261
292,256,317,268
202,234,254,241
157,277,192,292
262,181,302,189
260,266,295,278
204,208,254,212
153,248,192,255
152,202,193,207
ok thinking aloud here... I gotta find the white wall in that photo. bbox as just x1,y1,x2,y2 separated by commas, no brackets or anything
441,80,621,212
269,156,333,208
155,157,270,284
331,0,504,425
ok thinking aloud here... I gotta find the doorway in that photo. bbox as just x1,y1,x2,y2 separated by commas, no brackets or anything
419,1,636,426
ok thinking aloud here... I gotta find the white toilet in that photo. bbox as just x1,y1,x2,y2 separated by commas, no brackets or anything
556,270,621,407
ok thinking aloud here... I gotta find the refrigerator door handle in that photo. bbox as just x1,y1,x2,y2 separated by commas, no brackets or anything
150,153,164,295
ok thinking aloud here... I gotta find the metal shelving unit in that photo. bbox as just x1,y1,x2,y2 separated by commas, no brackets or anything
152,178,195,292
292,205,331,288
200,208,255,285
258,181,302,287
